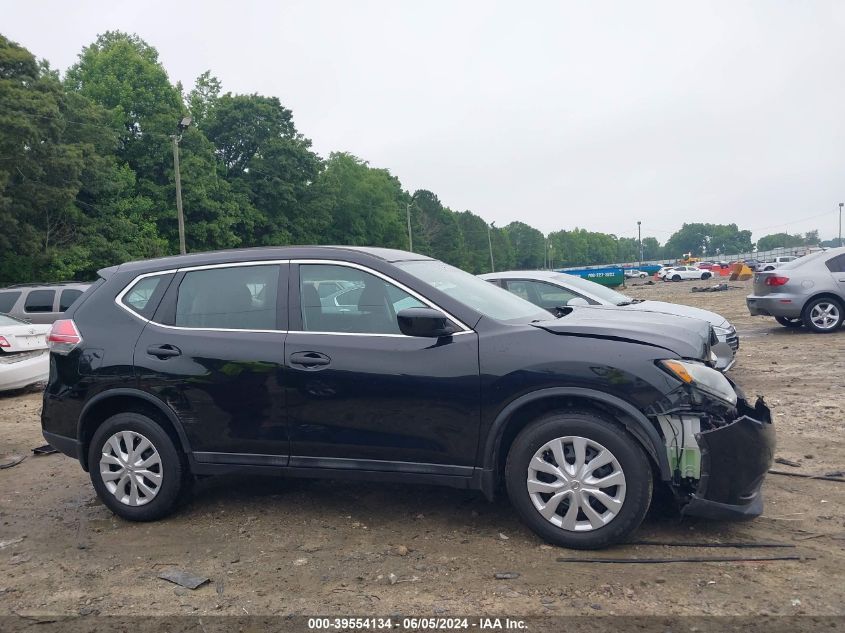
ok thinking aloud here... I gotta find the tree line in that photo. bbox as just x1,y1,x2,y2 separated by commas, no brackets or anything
0,32,826,284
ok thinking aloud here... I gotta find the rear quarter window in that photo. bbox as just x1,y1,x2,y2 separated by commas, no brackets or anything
0,291,21,313
825,254,845,273
121,274,173,320
59,289,84,312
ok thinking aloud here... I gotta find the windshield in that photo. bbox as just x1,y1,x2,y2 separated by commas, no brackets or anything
396,260,551,323
552,273,633,306
0,313,26,326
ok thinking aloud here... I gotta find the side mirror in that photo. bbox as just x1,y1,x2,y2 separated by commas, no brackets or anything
397,307,457,338
567,297,589,306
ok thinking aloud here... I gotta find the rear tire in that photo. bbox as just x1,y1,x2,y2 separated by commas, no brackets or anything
505,410,652,549
701,272,712,280
802,297,844,333
88,413,187,521
775,316,803,328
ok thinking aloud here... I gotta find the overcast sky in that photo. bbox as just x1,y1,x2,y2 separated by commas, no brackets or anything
4,1,845,242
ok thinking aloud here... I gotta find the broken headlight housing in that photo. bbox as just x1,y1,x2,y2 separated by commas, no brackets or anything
659,359,738,406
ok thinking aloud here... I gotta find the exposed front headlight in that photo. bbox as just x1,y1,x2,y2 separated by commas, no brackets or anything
712,325,731,340
659,359,738,406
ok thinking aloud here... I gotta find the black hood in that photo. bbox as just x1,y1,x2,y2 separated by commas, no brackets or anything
530,305,712,361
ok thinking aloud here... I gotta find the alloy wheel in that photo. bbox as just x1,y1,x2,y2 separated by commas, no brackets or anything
526,436,626,532
809,302,841,331
99,430,163,506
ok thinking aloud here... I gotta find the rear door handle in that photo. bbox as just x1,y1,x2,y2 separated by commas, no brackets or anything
147,344,182,359
289,351,331,369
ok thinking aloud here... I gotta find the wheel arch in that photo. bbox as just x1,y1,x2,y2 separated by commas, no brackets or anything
482,388,671,489
802,292,844,310
77,389,192,471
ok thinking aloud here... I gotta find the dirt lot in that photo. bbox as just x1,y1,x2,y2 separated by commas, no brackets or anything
1,277,843,619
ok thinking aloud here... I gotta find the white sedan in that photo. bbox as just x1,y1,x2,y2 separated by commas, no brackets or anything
0,314,50,392
659,266,714,281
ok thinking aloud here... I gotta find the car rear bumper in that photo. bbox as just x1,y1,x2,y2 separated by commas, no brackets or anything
0,350,48,392
746,295,802,318
42,430,81,460
682,397,775,520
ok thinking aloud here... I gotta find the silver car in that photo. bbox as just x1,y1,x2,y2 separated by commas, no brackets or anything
481,270,739,371
747,246,845,333
0,282,91,324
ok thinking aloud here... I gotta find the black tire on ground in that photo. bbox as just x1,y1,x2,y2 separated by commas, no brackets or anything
88,412,187,521
701,272,712,280
505,410,653,550
672,274,681,281
775,316,803,328
801,296,845,334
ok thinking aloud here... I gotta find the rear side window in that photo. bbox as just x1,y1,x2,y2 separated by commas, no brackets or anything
24,289,55,313
175,265,279,330
59,289,83,312
825,254,845,273
0,291,20,313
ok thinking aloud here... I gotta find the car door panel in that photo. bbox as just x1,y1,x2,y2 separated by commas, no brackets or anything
133,263,289,458
286,262,480,470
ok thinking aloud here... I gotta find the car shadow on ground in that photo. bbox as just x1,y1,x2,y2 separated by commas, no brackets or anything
181,474,747,546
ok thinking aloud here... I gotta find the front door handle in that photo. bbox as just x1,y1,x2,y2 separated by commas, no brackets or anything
289,351,331,369
147,344,182,359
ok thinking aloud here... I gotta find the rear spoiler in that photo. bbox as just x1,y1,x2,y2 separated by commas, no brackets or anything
96,265,120,280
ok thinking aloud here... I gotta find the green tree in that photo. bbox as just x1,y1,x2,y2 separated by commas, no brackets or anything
664,223,752,258
410,190,466,267
456,211,492,273
503,221,545,269
307,153,405,247
756,232,806,251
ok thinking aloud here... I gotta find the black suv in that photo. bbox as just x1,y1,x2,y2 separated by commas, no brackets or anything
42,247,775,549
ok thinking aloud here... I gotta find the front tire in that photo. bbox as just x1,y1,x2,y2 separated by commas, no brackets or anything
672,274,681,281
775,316,803,328
88,413,187,521
505,410,652,549
802,297,844,333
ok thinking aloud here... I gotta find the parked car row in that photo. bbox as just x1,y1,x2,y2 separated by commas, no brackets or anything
0,281,91,391
36,246,775,550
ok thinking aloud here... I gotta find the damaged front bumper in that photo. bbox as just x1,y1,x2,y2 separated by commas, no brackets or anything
682,397,775,520
654,395,775,521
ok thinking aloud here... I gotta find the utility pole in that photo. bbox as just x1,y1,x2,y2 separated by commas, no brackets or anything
840,202,843,247
487,221,495,273
171,116,192,255
637,220,642,267
406,203,414,251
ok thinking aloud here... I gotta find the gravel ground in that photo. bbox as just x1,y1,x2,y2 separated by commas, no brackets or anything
1,277,843,618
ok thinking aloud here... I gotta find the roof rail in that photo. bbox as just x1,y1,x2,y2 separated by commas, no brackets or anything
0,281,89,289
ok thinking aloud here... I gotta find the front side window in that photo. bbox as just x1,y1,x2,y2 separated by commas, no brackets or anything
176,265,279,330
0,291,21,313
505,280,579,310
24,290,55,313
299,264,425,334
396,260,549,324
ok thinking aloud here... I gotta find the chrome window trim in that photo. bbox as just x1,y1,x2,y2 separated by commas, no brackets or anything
113,258,474,336
292,259,473,335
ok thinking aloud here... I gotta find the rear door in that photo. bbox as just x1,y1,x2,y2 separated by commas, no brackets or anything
285,261,480,472
132,262,290,463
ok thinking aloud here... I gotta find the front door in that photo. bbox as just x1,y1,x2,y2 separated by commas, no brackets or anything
285,262,480,474
133,262,289,463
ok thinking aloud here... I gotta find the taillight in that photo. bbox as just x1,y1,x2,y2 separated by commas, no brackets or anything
765,276,789,287
47,319,82,354
0,336,9,348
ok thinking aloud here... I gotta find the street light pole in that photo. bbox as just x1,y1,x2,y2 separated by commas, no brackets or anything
406,203,413,252
487,222,495,273
171,116,192,256
839,202,843,247
637,220,642,267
